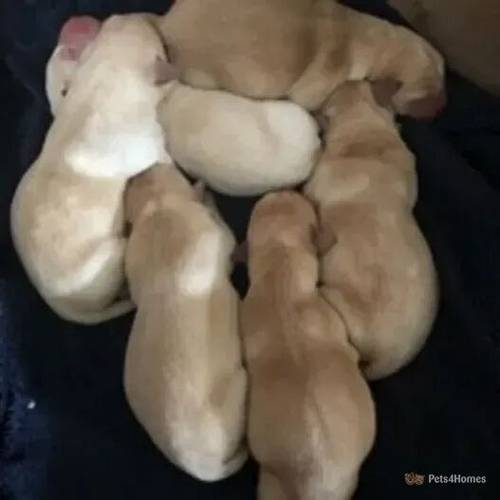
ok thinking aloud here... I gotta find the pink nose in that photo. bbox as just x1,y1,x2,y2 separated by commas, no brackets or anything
59,16,101,44
406,89,448,119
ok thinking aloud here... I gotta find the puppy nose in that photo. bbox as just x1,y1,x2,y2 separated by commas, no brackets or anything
405,88,448,119
59,16,101,43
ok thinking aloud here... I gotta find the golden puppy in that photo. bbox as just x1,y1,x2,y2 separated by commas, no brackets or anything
305,81,439,380
158,0,446,117
241,191,375,500
46,18,320,197
390,0,500,96
124,163,247,481
11,14,170,324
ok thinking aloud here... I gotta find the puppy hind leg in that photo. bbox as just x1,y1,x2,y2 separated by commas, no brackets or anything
77,237,130,306
46,296,134,325
48,237,133,324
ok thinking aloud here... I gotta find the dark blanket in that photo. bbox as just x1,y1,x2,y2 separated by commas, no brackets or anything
1,1,499,499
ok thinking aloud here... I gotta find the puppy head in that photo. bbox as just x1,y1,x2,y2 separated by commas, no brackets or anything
321,80,397,129
392,38,447,119
248,191,318,253
46,14,179,115
125,163,195,224
46,16,101,114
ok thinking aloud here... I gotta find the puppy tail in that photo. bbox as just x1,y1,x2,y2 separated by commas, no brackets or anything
48,298,135,326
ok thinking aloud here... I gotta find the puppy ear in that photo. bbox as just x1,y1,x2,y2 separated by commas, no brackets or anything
59,16,101,61
371,78,401,109
155,56,181,85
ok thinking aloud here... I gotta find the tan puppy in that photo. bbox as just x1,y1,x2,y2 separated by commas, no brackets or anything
241,191,375,500
46,23,320,197
159,0,446,118
305,81,439,380
10,15,170,324
390,0,500,96
124,163,247,481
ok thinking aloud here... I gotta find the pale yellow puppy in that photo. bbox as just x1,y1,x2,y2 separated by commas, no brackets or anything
305,81,439,380
242,191,375,500
46,21,320,197
157,82,320,196
124,163,247,481
11,14,170,324
159,0,446,118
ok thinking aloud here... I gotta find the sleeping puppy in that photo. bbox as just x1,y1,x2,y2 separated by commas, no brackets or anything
11,14,170,324
158,0,446,118
157,82,320,196
46,19,320,197
241,191,375,500
304,81,439,380
124,163,247,481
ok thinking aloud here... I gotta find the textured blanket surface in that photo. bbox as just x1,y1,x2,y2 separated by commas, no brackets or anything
1,1,499,499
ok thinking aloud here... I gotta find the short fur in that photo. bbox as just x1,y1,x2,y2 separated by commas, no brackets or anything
157,81,321,196
241,191,375,500
304,81,439,380
124,164,248,481
11,15,169,324
158,0,446,117
46,15,321,197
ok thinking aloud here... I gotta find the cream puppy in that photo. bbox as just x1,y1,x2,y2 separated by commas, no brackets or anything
157,83,320,196
46,24,320,197
305,81,439,380
159,0,446,118
11,15,170,324
242,191,376,500
124,163,247,481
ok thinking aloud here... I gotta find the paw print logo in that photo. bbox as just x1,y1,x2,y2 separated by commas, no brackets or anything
405,472,425,486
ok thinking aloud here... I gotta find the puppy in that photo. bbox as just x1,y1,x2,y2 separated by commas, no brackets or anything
390,0,500,96
241,191,375,500
157,82,320,196
158,0,446,117
46,19,320,197
304,81,439,380
11,15,170,324
124,163,247,481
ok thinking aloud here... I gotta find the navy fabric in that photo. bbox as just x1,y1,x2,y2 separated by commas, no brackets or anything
1,1,499,499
